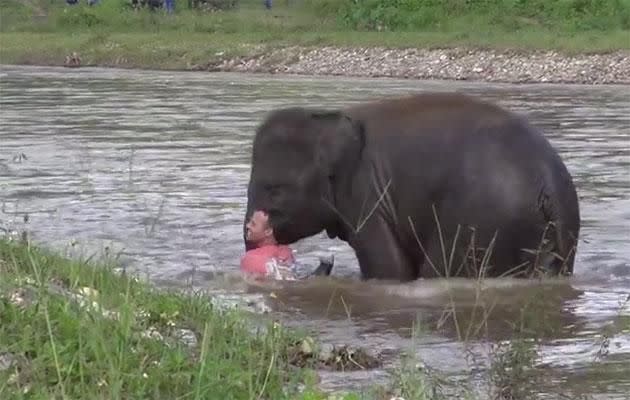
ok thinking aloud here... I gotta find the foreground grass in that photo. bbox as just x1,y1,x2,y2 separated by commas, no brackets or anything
0,0,629,70
1,236,627,399
1,237,465,400
0,238,356,399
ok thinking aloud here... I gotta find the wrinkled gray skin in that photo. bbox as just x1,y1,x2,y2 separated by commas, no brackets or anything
243,93,580,281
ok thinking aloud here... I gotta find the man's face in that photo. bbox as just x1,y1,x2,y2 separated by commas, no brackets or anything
245,210,274,245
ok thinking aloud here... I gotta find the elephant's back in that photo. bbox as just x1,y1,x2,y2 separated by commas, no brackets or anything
346,92,576,218
343,92,533,156
342,91,574,198
344,92,513,131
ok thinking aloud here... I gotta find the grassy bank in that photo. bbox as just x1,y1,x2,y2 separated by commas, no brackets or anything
2,236,472,399
0,238,358,399
3,236,626,400
1,237,628,399
0,0,629,71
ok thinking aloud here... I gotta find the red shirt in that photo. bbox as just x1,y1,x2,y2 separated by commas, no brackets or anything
240,245,295,278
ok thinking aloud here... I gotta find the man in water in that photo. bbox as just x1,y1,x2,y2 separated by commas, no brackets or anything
240,209,334,280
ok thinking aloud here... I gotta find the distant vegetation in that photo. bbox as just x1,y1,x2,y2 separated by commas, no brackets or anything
308,0,630,32
0,0,628,70
2,0,630,36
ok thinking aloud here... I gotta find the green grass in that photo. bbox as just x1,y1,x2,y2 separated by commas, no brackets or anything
1,236,465,400
1,231,626,399
0,238,353,399
0,237,563,400
0,32,267,69
313,0,630,33
0,0,628,71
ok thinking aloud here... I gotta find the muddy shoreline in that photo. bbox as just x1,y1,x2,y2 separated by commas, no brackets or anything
6,44,630,85
202,46,630,85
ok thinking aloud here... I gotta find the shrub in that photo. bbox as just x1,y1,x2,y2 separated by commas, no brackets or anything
304,0,630,31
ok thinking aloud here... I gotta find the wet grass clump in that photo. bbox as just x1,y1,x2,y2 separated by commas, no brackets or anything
287,338,382,372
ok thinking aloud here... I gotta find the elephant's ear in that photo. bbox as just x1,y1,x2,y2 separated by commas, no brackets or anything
312,111,365,186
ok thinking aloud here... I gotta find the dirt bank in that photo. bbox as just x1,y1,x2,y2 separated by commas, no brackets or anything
204,46,630,84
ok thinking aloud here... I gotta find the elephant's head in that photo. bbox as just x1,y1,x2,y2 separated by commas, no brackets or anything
243,107,365,250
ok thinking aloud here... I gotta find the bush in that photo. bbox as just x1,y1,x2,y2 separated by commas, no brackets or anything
193,0,239,11
57,7,107,28
305,0,630,31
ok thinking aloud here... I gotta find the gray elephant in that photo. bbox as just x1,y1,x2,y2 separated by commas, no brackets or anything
243,93,580,281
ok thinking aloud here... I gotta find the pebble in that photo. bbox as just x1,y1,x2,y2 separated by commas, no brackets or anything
211,293,272,314
318,343,335,361
7,287,36,308
208,46,630,84
0,353,16,372
141,326,164,341
174,328,198,348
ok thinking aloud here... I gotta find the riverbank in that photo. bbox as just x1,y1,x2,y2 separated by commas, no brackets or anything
2,32,629,85
2,235,626,400
1,0,630,85
207,45,630,85
3,237,463,399
0,238,355,399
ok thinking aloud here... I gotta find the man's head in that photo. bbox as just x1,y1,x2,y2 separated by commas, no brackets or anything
245,210,277,247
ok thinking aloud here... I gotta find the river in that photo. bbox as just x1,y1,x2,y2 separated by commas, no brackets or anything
1,65,629,399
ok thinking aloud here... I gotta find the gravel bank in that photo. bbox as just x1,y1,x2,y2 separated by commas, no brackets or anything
207,46,630,84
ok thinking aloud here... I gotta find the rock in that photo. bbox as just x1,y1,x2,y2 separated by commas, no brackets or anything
300,336,315,355
207,46,630,84
77,287,99,299
211,293,272,315
318,343,335,362
7,287,37,308
252,299,272,314
174,328,198,348
141,326,163,341
0,353,16,372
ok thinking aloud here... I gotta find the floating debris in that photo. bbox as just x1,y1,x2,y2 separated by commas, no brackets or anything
287,339,381,371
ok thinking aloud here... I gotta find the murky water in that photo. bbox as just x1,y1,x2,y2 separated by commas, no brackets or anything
1,65,629,398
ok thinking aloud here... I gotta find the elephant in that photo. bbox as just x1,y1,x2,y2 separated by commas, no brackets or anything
243,92,581,282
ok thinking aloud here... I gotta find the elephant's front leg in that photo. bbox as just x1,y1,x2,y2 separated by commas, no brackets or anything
348,215,416,281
